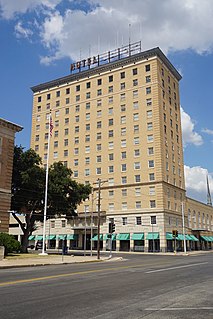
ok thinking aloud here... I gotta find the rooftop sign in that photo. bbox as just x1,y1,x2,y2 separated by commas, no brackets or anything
70,41,142,73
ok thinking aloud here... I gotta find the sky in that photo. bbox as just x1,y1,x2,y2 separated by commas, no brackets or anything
0,0,213,204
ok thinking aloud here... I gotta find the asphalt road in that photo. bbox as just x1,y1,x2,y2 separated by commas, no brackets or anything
0,253,212,319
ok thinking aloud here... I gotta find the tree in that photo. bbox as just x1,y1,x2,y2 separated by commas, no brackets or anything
0,233,21,256
11,146,92,252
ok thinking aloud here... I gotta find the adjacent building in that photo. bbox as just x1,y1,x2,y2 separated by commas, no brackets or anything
0,118,22,232
26,43,213,252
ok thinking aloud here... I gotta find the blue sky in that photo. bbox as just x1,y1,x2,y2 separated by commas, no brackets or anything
0,0,213,203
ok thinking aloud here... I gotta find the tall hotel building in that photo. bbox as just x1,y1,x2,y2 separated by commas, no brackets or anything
30,43,213,252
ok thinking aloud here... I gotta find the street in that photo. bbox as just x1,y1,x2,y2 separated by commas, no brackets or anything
0,253,212,319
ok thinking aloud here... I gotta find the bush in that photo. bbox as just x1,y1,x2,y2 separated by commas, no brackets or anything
0,233,21,256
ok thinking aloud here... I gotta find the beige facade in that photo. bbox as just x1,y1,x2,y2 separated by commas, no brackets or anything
27,47,213,252
0,118,22,232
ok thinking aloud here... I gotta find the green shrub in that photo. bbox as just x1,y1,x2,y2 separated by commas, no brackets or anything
0,233,21,256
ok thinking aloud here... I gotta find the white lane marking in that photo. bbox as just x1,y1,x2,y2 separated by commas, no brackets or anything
145,262,208,274
145,307,213,311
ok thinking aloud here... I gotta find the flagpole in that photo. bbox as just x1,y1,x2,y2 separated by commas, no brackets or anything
40,114,52,255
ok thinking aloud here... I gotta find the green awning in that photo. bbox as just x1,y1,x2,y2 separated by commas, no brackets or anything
209,236,213,242
92,234,103,241
177,234,184,241
117,233,130,240
103,234,116,240
132,233,144,240
146,232,159,240
166,233,173,240
46,235,56,240
28,235,35,240
188,235,199,242
57,235,67,240
67,234,78,240
35,235,43,240
103,234,109,240
185,234,192,241
200,236,210,242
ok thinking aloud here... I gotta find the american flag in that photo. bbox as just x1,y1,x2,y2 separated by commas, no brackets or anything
50,115,54,137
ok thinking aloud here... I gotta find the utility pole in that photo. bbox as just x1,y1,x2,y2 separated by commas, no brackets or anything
90,189,94,256
94,178,108,260
181,202,187,254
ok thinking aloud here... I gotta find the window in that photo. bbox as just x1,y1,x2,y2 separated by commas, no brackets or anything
75,115,79,122
56,100,60,107
136,201,141,209
38,96,41,102
109,203,114,211
54,141,58,148
122,217,127,225
47,93,51,100
46,103,50,110
85,168,90,176
121,128,126,136
108,96,113,104
146,75,151,83
65,118,69,125
51,221,55,228
133,79,138,86
108,130,114,138
66,88,70,94
121,176,127,184
108,118,113,126
86,113,90,121
96,167,101,175
121,116,126,124
150,201,156,208
132,68,137,75
55,120,59,127
108,165,114,173
108,108,113,115
121,82,125,90
109,190,114,197
73,171,78,178
85,135,90,142
85,157,90,165
74,126,79,133
74,159,78,166
97,78,102,85
147,110,152,118
97,110,102,117
121,164,127,172
122,202,127,210
121,104,126,112
108,141,114,149
149,173,155,181
35,145,39,151
97,89,102,96
134,125,139,133
135,187,141,196
133,113,139,121
121,140,126,147
86,102,90,109
35,135,39,142
120,93,125,101
133,90,138,98
134,162,140,170
76,85,80,92
145,64,150,72
86,124,90,131
108,178,114,186
85,146,90,153
37,105,41,112
136,216,142,225
76,95,80,102
134,137,139,145
97,121,102,129
86,92,90,99
135,175,141,182
147,135,153,142
36,115,40,122
44,133,48,140
96,155,101,163
55,130,59,137
146,87,151,94
149,186,155,196
86,82,91,89
121,151,126,159
109,75,113,82
64,150,68,157
109,153,114,161
97,99,102,107
122,189,127,196
97,144,101,151
151,215,156,225
66,97,70,105
61,220,66,228
134,149,140,157
74,148,79,155
108,86,113,93
65,108,69,115
133,101,139,110
97,132,101,140
75,105,80,112
146,98,152,106
120,71,125,79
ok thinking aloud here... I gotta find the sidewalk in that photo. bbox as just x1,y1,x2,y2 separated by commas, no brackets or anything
0,254,114,269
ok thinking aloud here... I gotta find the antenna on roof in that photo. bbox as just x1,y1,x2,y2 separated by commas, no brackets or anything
207,174,212,206
128,23,131,56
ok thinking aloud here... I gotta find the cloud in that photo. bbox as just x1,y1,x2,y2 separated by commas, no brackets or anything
0,0,61,19
39,0,213,64
180,107,203,147
184,165,213,203
202,128,213,135
14,21,33,38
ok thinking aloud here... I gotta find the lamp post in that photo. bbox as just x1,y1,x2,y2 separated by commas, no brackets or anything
181,202,187,254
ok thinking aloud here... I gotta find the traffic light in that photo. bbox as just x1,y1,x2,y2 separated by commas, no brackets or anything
109,222,115,234
172,230,178,238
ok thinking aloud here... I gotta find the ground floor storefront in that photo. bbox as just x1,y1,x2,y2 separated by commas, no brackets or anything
28,232,213,253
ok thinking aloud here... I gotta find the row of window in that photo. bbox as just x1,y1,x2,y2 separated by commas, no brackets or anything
108,200,156,212
37,65,151,102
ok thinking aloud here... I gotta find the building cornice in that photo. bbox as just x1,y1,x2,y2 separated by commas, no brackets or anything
31,47,182,93
0,118,23,132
